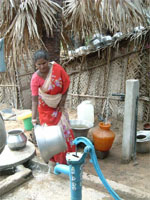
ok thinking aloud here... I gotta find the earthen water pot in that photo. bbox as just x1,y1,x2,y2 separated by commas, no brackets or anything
92,122,115,152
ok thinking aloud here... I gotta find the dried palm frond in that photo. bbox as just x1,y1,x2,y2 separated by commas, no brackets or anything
95,0,146,33
0,0,150,72
0,0,61,70
63,0,148,44
63,0,96,40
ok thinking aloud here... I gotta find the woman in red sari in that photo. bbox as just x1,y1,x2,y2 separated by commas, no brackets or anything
30,50,75,166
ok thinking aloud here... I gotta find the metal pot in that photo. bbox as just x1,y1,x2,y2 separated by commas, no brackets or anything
91,38,102,49
0,113,6,154
79,46,87,55
69,119,93,138
34,125,67,163
134,26,145,33
136,131,150,153
92,33,103,40
68,50,75,57
75,48,81,56
112,32,123,40
102,36,112,45
7,129,27,150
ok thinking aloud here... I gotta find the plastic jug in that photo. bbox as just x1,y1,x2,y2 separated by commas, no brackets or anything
77,100,94,124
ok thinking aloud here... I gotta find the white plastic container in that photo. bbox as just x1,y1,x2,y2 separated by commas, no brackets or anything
77,100,94,125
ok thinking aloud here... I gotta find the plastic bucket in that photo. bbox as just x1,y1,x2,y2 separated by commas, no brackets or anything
23,117,33,131
17,111,33,131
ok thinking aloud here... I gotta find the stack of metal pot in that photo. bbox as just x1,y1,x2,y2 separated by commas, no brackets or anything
88,33,113,50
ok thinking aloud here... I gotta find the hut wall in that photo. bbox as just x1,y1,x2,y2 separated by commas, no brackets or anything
63,45,150,122
0,68,18,108
17,66,34,109
0,57,34,109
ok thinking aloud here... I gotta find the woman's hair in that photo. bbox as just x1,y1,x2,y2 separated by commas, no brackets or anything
33,50,50,63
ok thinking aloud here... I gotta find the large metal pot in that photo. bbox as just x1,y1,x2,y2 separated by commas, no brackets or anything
0,113,6,154
136,131,150,153
7,129,27,150
34,125,67,163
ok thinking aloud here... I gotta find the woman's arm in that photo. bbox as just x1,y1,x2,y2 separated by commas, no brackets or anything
32,96,38,125
57,90,68,111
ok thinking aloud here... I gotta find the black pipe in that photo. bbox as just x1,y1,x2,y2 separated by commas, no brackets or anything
112,93,125,101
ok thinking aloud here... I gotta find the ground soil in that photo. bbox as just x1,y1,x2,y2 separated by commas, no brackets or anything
2,106,150,195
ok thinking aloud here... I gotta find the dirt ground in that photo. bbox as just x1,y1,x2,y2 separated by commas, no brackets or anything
2,106,150,195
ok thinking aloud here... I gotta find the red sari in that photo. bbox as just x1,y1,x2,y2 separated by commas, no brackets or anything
31,63,75,164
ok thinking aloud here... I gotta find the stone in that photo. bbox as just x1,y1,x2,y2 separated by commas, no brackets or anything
0,165,33,196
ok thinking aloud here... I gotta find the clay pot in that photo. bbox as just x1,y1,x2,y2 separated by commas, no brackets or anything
92,122,115,152
143,122,150,130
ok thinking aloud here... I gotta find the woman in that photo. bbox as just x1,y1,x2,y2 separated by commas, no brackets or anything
30,50,75,166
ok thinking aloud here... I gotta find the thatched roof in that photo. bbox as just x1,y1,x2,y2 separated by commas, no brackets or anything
0,0,61,71
0,0,150,70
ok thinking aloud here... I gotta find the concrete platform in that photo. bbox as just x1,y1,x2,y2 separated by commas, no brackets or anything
1,171,112,200
30,157,150,200
0,141,35,171
1,155,150,200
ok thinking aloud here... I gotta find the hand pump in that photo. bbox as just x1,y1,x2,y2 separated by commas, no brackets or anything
54,137,121,200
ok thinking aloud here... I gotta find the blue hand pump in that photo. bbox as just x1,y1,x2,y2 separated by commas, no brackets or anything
54,137,121,200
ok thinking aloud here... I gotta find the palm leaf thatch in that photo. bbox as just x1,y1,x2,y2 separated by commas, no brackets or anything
95,0,146,33
0,0,150,70
62,0,149,48
0,0,61,70
63,0,95,38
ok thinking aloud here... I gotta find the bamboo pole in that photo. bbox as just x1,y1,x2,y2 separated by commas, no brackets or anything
0,85,19,87
68,93,150,102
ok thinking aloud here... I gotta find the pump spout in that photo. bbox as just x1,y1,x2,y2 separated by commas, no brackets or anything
54,164,69,176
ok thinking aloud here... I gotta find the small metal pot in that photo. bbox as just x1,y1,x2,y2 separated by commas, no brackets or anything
112,32,123,40
102,36,112,45
91,38,102,49
134,26,144,33
79,46,87,55
7,129,27,150
75,48,81,56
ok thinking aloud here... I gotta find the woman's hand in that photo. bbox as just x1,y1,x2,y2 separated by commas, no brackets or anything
32,119,38,126
32,96,38,125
